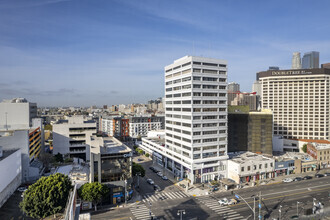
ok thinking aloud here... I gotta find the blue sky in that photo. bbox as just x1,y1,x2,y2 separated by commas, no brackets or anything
1,0,330,107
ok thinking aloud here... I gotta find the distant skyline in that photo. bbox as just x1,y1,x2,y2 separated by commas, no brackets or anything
1,0,330,107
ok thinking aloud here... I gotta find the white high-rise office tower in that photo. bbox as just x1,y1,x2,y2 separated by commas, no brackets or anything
292,52,302,69
165,56,228,184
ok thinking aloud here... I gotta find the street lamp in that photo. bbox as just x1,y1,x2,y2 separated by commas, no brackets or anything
235,193,255,220
177,209,186,220
313,198,316,214
297,201,300,217
279,205,282,220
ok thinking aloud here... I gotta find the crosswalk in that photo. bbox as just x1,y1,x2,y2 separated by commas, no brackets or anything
196,196,245,220
130,203,155,220
142,191,189,203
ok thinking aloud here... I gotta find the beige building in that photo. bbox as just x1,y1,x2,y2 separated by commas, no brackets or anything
257,68,330,140
307,142,330,169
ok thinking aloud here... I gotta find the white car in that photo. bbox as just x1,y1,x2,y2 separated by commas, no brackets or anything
282,178,293,183
17,187,27,192
157,172,163,177
218,198,229,206
147,179,154,185
162,176,168,180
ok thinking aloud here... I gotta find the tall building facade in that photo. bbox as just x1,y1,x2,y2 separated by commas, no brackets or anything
291,52,302,69
257,68,330,140
302,51,319,69
165,56,228,183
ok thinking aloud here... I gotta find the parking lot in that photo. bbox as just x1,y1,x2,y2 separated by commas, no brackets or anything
0,191,35,220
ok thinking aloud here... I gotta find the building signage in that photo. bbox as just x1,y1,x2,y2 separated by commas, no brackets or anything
113,192,123,198
271,70,312,76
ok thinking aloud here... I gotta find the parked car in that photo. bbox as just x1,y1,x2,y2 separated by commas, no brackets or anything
17,187,27,192
162,176,168,180
149,167,155,171
147,179,154,185
153,169,159,173
179,183,186,188
303,175,312,180
154,185,161,191
315,174,324,178
282,178,293,183
294,177,303,181
324,173,330,176
218,198,229,206
137,158,144,161
157,172,163,177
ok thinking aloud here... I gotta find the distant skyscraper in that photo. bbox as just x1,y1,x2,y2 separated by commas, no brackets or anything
302,51,319,69
291,52,302,69
228,82,240,92
268,66,280,70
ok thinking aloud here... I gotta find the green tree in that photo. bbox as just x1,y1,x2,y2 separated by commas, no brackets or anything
54,152,63,162
302,144,307,153
78,182,109,211
145,153,149,157
20,173,72,219
132,162,145,177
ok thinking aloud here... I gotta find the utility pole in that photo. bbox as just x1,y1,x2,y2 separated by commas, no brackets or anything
297,201,300,217
258,191,261,220
279,205,282,220
234,193,255,220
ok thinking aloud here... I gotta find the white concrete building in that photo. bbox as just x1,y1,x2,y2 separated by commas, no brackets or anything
0,148,22,208
227,152,275,184
164,56,228,184
0,98,37,130
53,115,96,161
0,127,43,183
129,116,164,138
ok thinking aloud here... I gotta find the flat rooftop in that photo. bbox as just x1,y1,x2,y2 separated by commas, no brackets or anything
229,151,273,164
144,137,165,146
0,149,19,162
101,137,131,154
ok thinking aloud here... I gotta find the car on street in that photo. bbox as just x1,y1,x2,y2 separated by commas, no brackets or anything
315,173,324,178
294,177,303,181
157,172,163,177
282,178,293,183
179,183,186,188
17,187,27,192
228,199,238,205
149,167,155,171
147,179,154,185
218,198,229,206
154,185,161,192
303,175,312,180
324,173,330,176
162,176,168,180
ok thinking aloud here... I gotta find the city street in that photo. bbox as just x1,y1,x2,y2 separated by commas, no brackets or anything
92,155,330,220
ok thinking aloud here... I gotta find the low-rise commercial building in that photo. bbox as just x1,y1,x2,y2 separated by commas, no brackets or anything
307,143,330,169
0,148,22,208
227,152,275,184
88,136,132,205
